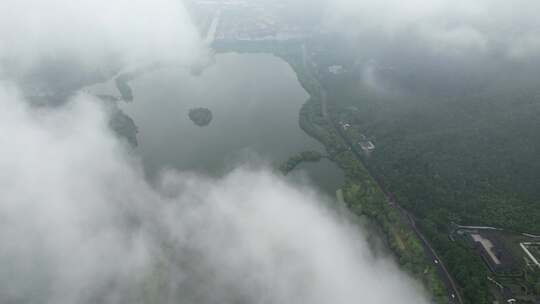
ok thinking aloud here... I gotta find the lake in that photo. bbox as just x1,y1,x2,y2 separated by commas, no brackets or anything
87,53,343,194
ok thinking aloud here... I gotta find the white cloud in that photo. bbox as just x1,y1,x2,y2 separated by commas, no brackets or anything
325,0,540,59
0,0,206,75
418,25,488,55
0,85,429,303
508,35,540,60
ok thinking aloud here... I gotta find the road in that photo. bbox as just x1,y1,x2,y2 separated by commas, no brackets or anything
300,43,464,304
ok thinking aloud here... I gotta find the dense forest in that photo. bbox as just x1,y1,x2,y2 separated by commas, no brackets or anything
316,37,540,302
329,71,540,234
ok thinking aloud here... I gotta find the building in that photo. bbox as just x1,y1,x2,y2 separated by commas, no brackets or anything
465,232,517,274
360,141,375,152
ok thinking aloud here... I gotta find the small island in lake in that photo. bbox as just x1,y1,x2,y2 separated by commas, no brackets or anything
188,108,213,127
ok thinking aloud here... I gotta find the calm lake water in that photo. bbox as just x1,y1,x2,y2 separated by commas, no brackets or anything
87,53,343,194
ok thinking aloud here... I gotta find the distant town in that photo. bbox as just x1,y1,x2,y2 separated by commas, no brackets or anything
186,0,317,42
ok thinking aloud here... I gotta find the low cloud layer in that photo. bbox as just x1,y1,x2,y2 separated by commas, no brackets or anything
6,1,527,302
0,0,205,80
325,0,540,60
0,85,429,303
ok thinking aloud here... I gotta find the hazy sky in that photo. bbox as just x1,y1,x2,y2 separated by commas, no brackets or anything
316,0,540,98
1,0,538,83
0,0,206,79
324,0,540,61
